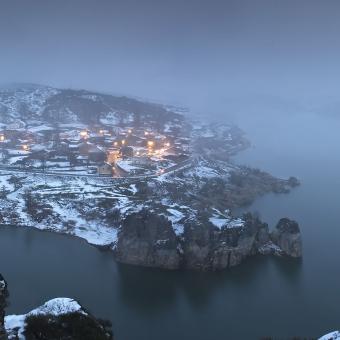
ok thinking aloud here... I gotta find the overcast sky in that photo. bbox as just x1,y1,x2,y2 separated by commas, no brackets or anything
1,0,340,115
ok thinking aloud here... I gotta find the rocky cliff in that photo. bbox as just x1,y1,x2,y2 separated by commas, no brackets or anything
114,211,302,271
181,213,268,270
114,210,181,269
0,274,8,340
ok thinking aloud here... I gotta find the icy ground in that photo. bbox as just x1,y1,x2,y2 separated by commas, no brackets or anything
0,156,247,249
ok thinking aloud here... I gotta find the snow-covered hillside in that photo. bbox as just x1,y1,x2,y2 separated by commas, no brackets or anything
0,84,58,126
0,83,300,271
0,83,183,128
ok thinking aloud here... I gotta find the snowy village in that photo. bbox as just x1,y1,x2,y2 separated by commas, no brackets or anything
0,120,191,177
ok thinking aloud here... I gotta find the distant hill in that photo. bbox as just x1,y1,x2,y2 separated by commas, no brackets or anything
0,83,184,129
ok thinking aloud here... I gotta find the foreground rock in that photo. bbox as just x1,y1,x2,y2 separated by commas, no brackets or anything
5,298,113,340
115,211,302,271
0,275,8,340
0,278,114,340
319,331,340,339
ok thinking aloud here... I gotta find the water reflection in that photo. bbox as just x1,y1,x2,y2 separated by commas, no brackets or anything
0,219,319,340
115,253,303,314
116,264,178,312
271,256,303,283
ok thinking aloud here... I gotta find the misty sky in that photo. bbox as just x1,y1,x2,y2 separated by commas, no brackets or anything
1,0,340,115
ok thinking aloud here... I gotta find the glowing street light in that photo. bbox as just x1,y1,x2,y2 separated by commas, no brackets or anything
144,131,149,136
114,141,118,147
121,139,126,145
128,129,132,134
0,135,5,142
22,144,29,151
147,140,154,148
80,130,88,139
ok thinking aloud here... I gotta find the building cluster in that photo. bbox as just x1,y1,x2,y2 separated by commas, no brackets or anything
0,123,190,177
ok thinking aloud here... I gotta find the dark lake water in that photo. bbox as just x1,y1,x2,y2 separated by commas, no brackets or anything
1,112,340,339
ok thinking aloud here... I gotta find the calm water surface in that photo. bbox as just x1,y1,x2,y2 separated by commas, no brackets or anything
1,112,340,339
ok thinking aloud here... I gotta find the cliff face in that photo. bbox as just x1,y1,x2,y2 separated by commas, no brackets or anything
114,210,181,269
182,214,269,270
114,211,301,271
0,275,8,340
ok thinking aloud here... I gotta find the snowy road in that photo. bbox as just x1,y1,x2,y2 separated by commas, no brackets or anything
0,158,193,181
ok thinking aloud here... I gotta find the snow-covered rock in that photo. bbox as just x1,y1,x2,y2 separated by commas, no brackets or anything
319,331,340,340
5,298,84,339
0,274,8,339
5,298,112,340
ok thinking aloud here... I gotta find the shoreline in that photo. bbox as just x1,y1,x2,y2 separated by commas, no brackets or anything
0,125,301,271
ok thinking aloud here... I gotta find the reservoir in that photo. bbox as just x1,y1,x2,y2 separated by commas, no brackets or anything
1,112,340,339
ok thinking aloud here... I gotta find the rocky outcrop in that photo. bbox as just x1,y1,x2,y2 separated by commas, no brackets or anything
270,218,302,257
115,211,301,271
287,176,300,187
182,213,269,270
114,210,181,269
0,274,8,340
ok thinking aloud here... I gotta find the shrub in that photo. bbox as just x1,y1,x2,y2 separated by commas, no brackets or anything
25,312,113,340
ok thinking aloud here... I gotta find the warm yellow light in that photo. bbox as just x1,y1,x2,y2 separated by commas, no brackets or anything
121,140,126,145
0,135,5,142
22,144,29,151
80,131,88,138
147,140,154,147
114,141,118,146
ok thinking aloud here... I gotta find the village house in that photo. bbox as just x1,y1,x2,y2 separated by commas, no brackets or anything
79,142,106,163
120,145,134,158
128,156,151,166
88,145,106,163
97,162,113,176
